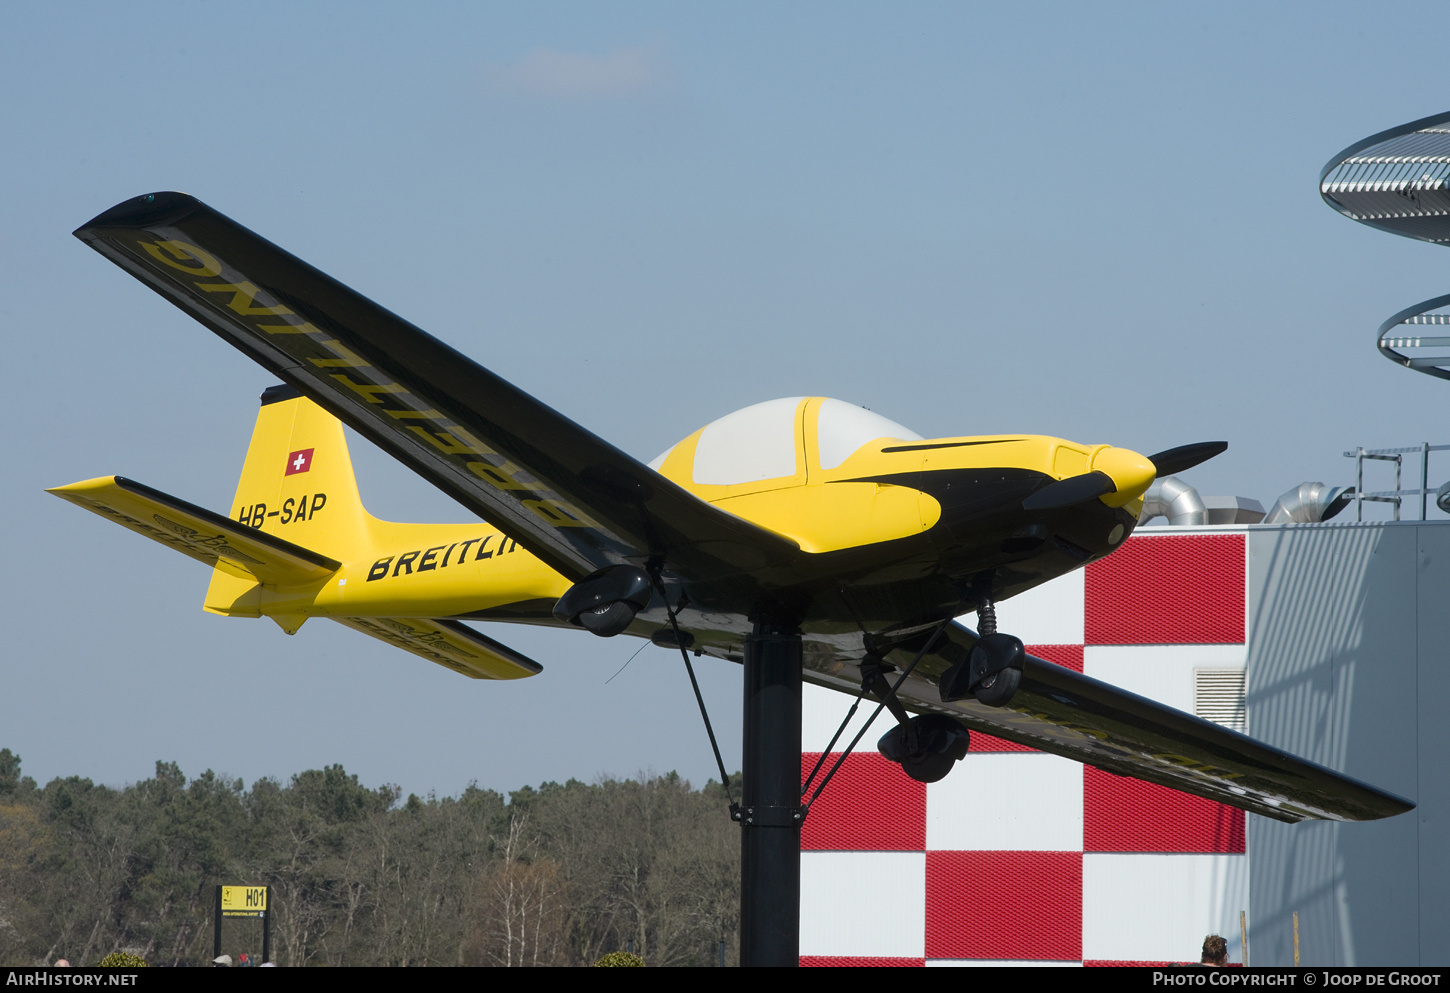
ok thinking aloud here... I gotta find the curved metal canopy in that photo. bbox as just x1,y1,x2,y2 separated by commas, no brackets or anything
1321,110,1450,245
1377,292,1450,380
1322,111,1450,380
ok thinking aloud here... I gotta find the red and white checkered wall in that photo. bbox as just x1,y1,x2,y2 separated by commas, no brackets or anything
799,532,1251,967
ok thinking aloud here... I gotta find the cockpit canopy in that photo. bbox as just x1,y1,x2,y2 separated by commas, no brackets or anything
649,397,922,486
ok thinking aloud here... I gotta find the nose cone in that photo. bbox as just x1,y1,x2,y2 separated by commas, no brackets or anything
1091,446,1156,507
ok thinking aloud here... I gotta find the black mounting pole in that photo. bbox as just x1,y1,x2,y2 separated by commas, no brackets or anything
213,886,223,962
739,615,803,967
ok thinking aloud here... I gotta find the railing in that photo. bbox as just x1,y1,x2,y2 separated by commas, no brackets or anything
1343,444,1450,520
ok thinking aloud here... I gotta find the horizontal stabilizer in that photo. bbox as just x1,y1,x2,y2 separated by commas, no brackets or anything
47,476,340,585
333,616,542,680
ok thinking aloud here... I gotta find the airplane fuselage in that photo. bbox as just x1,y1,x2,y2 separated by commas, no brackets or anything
262,397,1148,670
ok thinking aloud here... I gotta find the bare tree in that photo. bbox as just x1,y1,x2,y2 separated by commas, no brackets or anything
468,816,568,967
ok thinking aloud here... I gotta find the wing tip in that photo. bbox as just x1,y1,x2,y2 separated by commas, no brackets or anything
46,475,120,497
74,191,201,235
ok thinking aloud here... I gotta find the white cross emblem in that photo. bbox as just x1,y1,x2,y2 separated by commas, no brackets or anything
285,448,315,476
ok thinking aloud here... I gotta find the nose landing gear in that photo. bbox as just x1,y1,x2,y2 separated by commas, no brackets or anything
938,597,1024,707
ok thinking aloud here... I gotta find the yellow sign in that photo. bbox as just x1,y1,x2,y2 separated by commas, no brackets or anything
220,886,268,917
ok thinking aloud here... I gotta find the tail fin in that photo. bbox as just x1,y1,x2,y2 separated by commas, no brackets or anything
51,387,550,677
206,385,374,627
227,384,372,559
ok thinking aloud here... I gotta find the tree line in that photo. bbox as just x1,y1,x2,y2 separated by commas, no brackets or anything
0,749,740,966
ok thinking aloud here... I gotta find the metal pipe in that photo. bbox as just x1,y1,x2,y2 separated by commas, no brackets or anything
1137,476,1209,526
1357,448,1365,521
1422,443,1430,520
1264,482,1356,524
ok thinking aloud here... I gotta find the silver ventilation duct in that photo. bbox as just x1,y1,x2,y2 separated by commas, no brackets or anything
1263,482,1355,524
1435,480,1450,515
1137,476,1209,526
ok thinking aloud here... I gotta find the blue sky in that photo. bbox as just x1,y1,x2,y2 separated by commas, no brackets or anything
5,2,1448,797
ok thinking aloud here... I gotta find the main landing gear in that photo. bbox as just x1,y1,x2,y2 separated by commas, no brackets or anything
937,597,1024,708
863,658,971,783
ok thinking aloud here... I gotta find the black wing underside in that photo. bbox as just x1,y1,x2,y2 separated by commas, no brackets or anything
74,193,797,585
849,621,1412,823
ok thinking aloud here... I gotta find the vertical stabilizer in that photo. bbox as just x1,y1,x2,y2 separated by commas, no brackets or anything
205,386,372,623
228,385,371,556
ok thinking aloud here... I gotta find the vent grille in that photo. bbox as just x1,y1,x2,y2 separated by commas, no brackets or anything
1194,668,1246,732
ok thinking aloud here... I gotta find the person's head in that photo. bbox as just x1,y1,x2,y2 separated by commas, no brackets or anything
1201,934,1228,966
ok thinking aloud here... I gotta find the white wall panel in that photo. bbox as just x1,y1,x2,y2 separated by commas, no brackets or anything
927,752,1083,851
991,569,1084,644
800,851,925,957
801,681,883,752
1082,853,1248,963
1085,644,1245,715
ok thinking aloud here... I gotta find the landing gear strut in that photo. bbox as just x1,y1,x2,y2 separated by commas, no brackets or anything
938,597,1024,707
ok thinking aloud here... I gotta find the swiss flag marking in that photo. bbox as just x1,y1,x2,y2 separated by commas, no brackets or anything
285,449,315,475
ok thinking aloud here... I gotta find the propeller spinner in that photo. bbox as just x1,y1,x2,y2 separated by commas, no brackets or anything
1023,441,1227,511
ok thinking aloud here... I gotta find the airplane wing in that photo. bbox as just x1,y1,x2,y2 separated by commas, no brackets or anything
867,622,1413,823
74,193,798,585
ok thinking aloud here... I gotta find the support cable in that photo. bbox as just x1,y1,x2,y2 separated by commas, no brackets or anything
800,614,953,812
800,656,912,797
657,580,740,820
800,688,870,796
800,588,881,790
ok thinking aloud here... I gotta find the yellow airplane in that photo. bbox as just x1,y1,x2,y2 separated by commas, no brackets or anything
53,193,1411,829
